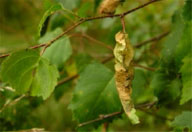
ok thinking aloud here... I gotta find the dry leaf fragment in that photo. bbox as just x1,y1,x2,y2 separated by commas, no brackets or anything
114,31,139,124
99,0,121,14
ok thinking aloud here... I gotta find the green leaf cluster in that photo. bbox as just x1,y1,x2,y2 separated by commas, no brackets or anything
150,0,192,105
0,50,59,100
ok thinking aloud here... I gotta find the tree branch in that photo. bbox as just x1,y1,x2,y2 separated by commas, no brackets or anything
134,31,170,48
78,111,122,127
78,101,157,127
0,0,162,58
70,33,113,51
133,63,156,71
57,74,79,86
0,94,26,113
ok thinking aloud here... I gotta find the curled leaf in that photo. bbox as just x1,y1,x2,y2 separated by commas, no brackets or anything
114,31,139,124
99,0,121,14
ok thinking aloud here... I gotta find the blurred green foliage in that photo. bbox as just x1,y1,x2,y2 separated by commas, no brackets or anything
0,0,191,131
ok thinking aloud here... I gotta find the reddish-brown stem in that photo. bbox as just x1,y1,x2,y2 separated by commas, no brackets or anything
102,123,109,132
57,74,79,86
77,102,158,127
70,33,113,51
120,15,126,33
133,63,156,71
134,31,170,48
78,111,122,127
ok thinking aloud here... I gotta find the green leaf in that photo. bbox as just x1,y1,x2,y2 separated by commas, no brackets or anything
43,37,72,68
150,69,181,104
0,50,40,93
69,62,121,125
180,55,192,104
78,2,93,17
58,0,80,10
172,111,192,130
31,58,59,100
54,80,71,101
94,0,102,11
132,69,147,101
182,0,192,22
175,23,192,68
161,10,185,65
39,28,72,68
39,28,63,44
50,13,66,30
75,53,92,73
37,4,63,38
132,69,154,103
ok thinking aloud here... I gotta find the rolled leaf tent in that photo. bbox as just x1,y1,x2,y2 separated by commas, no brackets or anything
114,31,139,124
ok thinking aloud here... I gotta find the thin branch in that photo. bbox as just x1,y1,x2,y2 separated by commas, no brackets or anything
138,108,172,121
78,101,173,127
102,123,109,132
0,94,26,113
51,0,161,44
0,53,9,58
17,128,45,132
40,44,50,56
78,111,122,127
0,44,47,58
57,74,79,86
133,63,156,71
0,0,161,58
78,102,157,127
82,0,161,21
61,8,81,19
101,55,114,63
29,43,47,49
120,15,126,33
70,33,113,51
134,31,170,48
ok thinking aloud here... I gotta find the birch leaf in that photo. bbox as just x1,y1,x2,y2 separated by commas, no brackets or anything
39,28,72,68
37,4,63,38
69,62,121,126
172,111,192,130
0,50,40,94
31,58,59,100
180,54,192,104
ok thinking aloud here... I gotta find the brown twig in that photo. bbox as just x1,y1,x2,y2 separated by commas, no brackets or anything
120,15,126,33
134,31,170,48
133,63,156,71
0,0,161,59
78,111,122,127
18,128,45,132
77,101,157,127
82,0,161,21
70,33,113,51
102,123,109,132
0,44,47,58
0,94,26,113
77,101,173,127
57,74,79,86
138,108,172,121
101,55,114,63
